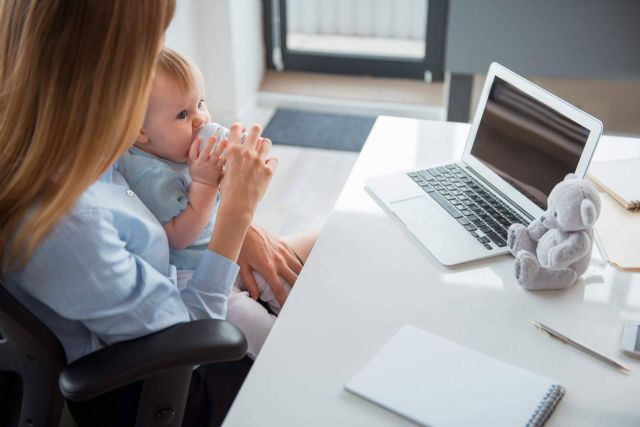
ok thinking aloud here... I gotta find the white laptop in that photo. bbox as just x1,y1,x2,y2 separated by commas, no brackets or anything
366,63,602,266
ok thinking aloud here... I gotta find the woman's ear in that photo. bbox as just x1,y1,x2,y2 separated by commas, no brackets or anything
136,129,149,144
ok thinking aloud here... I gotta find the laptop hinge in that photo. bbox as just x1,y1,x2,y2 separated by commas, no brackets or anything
463,165,535,221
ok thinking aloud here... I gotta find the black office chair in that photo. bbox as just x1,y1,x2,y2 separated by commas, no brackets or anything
0,282,248,427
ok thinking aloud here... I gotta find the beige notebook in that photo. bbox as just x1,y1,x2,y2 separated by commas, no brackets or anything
594,191,640,271
588,159,640,210
346,325,564,427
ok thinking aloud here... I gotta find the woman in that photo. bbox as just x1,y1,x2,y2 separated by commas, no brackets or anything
0,1,311,425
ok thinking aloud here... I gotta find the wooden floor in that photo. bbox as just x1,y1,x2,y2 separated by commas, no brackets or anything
260,70,443,106
243,71,444,237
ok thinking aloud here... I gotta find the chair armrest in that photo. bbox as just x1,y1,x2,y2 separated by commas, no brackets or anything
59,319,247,400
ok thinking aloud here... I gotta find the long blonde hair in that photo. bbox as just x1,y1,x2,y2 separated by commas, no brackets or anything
0,0,175,270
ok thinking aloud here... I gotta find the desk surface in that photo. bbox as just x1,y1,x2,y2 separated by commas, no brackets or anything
224,117,640,426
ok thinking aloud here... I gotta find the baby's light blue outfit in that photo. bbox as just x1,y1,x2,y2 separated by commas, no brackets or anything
117,146,220,270
3,167,238,363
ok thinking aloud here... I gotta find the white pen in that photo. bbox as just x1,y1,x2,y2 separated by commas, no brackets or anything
532,321,631,373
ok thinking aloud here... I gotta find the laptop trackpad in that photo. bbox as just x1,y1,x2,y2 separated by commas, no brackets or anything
389,196,486,266
390,196,450,231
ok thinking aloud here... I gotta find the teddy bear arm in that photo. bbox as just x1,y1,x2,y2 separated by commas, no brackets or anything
527,218,548,241
549,232,591,269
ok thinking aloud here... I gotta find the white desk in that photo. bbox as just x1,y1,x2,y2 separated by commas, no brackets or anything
224,117,640,426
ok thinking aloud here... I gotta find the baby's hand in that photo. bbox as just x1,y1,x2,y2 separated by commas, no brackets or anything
188,136,228,188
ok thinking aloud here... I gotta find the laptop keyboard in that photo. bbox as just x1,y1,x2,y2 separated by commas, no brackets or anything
407,164,530,250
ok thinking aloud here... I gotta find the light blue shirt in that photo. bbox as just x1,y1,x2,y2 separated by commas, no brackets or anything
3,167,238,362
117,147,219,270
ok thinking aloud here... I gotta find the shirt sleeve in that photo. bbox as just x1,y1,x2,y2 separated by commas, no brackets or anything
19,208,235,345
129,166,189,224
182,249,239,320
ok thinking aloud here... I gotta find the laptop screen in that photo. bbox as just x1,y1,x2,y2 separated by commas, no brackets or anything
470,77,591,209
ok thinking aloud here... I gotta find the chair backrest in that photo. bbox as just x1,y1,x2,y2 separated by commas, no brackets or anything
0,282,67,427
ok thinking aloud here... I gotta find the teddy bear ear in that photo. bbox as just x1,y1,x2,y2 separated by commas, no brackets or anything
564,173,578,181
580,199,598,226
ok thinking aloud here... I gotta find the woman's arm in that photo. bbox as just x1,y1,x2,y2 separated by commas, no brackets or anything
18,209,193,345
208,123,277,263
15,188,239,358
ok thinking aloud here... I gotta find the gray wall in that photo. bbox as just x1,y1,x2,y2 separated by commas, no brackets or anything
446,0,640,79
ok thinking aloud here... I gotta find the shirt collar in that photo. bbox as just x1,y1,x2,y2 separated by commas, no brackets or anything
98,162,118,184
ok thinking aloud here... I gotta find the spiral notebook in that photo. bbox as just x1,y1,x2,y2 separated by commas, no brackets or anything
346,325,564,427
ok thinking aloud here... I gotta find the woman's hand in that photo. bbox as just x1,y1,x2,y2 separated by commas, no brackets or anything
208,123,278,262
219,123,277,216
238,223,303,305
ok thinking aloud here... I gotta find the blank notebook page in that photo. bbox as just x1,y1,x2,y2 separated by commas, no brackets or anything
588,159,640,208
346,325,564,427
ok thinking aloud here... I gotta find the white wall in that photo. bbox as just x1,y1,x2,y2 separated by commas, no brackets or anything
165,0,265,126
228,0,266,119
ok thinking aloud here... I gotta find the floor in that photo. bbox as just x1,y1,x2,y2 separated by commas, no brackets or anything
260,70,443,106
253,144,357,237
242,71,444,238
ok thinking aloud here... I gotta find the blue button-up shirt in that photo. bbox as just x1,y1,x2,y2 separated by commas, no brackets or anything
4,167,238,362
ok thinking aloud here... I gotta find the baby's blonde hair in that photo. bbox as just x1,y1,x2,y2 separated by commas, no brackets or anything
156,47,198,92
0,0,175,270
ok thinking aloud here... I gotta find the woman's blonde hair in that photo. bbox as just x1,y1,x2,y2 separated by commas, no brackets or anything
0,0,175,270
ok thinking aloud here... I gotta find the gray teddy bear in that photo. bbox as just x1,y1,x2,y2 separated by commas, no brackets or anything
507,175,601,290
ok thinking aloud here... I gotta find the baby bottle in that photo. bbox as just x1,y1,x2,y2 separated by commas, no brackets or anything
197,122,229,150
197,122,249,150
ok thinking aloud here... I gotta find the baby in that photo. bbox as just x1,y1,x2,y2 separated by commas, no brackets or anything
117,47,290,358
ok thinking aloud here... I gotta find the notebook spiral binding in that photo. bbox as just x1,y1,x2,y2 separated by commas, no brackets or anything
526,384,566,427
